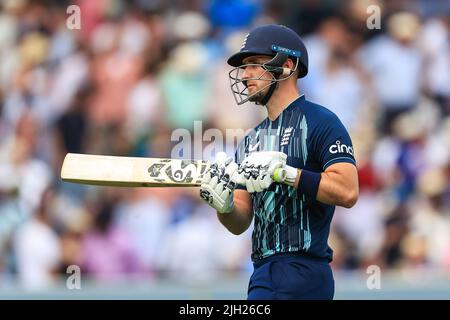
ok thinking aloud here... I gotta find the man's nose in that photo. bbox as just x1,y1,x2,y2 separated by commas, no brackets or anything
241,66,251,80
241,67,253,88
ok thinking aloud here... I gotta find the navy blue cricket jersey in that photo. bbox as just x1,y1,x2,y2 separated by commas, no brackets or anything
235,95,356,262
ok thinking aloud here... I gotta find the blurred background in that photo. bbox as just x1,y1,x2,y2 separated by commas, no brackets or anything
0,0,450,299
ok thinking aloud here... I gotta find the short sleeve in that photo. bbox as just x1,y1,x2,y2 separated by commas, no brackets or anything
314,114,356,171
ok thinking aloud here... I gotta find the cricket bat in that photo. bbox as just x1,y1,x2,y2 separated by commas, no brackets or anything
60,153,287,188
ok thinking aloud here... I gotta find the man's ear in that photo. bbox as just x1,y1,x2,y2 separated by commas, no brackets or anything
283,58,296,70
281,58,298,78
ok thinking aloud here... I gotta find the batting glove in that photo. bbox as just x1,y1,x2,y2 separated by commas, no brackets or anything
235,151,297,193
200,152,239,214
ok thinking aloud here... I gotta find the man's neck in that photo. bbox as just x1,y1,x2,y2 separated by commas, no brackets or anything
266,87,301,121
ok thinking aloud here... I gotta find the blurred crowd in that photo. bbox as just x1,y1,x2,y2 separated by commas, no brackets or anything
0,0,449,291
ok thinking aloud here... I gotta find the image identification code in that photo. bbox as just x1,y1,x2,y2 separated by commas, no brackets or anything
178,304,271,318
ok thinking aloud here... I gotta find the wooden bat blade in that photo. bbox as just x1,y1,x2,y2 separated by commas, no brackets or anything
61,153,210,187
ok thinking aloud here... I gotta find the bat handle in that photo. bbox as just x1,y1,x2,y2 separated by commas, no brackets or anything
272,167,287,183
233,167,287,185
233,173,246,186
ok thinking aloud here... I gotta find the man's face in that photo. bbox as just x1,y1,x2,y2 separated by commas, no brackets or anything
241,55,274,103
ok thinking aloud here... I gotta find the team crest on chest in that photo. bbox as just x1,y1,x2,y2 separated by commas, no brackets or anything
280,127,293,146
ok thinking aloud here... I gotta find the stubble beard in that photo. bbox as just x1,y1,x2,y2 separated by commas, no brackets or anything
248,86,268,104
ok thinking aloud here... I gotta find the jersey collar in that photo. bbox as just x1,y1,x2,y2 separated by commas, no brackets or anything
284,94,305,113
267,94,305,126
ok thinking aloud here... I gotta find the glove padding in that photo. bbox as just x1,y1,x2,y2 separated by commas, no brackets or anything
235,151,287,193
200,152,239,214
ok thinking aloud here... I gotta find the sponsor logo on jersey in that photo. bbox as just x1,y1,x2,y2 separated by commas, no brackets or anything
329,140,354,156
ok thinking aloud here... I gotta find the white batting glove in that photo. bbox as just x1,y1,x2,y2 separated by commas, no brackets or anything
200,152,239,214
235,151,288,193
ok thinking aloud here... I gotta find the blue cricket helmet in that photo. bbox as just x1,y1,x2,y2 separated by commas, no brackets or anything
227,24,308,78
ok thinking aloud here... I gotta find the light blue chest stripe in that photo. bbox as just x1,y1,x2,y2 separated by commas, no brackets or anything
300,115,308,165
265,112,283,151
299,115,311,251
277,112,283,151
